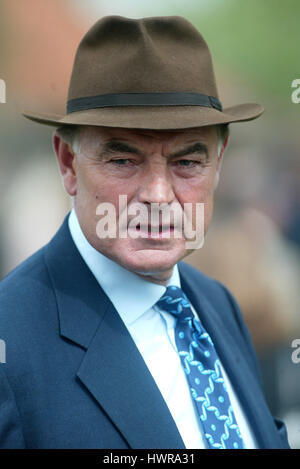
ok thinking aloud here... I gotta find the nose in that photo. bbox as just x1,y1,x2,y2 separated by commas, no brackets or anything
137,167,175,205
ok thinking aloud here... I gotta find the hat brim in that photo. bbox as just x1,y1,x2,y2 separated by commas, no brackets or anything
23,103,263,130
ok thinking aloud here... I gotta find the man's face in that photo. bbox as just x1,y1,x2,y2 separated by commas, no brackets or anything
55,125,224,284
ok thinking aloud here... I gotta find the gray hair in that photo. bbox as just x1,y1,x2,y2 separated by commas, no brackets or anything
217,124,229,155
55,125,81,153
55,123,229,155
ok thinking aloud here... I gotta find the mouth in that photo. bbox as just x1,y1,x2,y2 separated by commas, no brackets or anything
138,223,174,232
129,223,175,238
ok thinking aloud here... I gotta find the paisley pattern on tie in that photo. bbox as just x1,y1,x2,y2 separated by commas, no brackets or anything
156,285,245,449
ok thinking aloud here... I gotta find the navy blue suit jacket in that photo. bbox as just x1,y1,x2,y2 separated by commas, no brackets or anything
0,216,290,449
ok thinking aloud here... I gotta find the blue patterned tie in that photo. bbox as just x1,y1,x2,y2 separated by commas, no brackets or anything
156,285,245,449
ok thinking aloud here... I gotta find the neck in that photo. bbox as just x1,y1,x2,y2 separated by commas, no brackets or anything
134,268,174,286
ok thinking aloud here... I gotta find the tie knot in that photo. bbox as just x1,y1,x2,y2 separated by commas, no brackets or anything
156,286,193,320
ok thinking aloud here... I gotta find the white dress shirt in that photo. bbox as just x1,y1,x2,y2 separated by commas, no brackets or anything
68,209,257,449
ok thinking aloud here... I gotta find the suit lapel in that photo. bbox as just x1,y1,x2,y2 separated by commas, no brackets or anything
44,216,185,449
76,302,184,449
179,264,283,449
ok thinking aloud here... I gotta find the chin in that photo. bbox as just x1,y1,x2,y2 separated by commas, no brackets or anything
118,248,187,276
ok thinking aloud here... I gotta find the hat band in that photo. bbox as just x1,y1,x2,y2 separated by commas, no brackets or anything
66,92,222,114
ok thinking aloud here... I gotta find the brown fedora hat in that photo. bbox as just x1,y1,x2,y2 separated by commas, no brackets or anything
23,15,263,129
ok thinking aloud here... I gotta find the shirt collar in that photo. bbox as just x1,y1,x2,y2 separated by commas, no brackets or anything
68,209,181,325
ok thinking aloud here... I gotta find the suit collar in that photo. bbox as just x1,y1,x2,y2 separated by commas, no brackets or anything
44,215,185,449
44,214,108,349
68,208,181,326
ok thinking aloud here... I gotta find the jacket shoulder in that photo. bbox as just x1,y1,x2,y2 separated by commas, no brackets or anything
178,260,238,311
0,247,49,298
178,260,261,375
0,246,55,337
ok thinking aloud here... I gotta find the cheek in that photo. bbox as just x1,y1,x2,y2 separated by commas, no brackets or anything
178,175,216,231
76,167,114,202
77,169,139,225
179,173,216,204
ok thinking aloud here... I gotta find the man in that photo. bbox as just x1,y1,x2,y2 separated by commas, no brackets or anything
0,15,290,449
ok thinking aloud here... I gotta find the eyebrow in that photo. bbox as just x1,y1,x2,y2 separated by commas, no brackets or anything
100,140,144,156
170,142,208,159
100,140,208,159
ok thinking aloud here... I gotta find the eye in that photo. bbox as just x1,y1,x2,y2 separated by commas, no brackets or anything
175,159,202,167
111,158,132,165
177,160,193,166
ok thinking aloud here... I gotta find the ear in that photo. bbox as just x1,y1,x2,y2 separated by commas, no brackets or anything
53,133,77,196
213,134,229,190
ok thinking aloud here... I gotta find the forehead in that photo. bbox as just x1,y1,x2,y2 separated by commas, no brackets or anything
77,125,219,148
